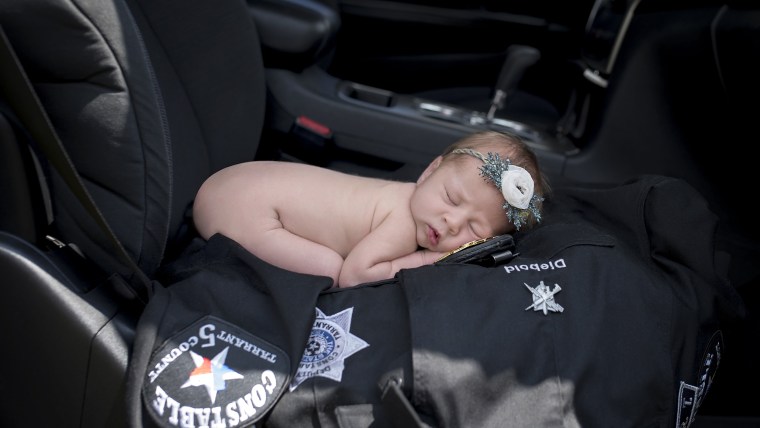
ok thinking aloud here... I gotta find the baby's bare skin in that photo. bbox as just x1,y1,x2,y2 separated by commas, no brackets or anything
194,161,444,287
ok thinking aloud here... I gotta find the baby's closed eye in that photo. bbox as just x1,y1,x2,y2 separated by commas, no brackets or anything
469,222,485,239
445,188,460,206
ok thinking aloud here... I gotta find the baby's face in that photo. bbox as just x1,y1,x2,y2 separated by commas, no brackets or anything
410,157,510,252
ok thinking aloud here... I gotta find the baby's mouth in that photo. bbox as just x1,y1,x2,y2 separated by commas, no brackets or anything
427,225,440,247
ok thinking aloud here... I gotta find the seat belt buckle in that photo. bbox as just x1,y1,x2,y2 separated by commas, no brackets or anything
288,115,335,165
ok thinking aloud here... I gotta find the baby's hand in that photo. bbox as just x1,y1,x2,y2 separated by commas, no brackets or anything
418,249,447,266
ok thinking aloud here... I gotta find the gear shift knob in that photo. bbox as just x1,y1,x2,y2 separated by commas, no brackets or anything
487,45,541,121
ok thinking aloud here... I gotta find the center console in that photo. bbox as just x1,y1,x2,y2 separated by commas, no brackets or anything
252,0,641,181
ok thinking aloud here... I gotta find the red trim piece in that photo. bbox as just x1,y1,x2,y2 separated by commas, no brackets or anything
296,115,332,138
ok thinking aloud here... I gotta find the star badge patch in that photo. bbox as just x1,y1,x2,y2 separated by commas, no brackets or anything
524,281,564,315
290,307,369,391
180,347,244,404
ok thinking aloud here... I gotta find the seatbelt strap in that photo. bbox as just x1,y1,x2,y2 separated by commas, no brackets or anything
0,24,151,303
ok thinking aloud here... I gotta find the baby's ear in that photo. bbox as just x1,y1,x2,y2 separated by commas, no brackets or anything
417,156,443,184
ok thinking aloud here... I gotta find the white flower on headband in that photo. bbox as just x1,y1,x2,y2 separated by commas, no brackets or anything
500,166,534,209
449,148,544,230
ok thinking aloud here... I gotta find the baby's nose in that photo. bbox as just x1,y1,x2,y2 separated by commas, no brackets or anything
445,212,464,235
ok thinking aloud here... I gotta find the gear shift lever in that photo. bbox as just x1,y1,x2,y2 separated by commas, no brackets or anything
486,45,541,121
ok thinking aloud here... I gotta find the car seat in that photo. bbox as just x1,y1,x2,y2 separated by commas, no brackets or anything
0,0,285,425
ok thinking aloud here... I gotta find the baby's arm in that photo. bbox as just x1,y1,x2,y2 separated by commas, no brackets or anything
338,214,444,287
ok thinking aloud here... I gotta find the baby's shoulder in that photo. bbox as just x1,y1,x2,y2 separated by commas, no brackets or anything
375,182,416,220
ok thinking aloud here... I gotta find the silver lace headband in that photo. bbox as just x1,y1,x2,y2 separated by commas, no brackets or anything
451,148,543,230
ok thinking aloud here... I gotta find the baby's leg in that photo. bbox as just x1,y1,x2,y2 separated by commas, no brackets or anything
193,168,343,285
239,217,343,286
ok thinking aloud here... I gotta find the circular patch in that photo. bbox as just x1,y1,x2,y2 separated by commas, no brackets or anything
142,316,289,428
303,328,337,363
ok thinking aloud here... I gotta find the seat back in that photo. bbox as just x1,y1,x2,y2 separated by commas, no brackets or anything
0,0,266,279
0,0,269,425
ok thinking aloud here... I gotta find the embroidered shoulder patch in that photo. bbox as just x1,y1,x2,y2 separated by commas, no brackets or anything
676,330,723,428
143,316,289,428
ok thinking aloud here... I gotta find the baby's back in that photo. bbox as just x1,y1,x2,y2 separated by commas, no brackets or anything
194,161,413,257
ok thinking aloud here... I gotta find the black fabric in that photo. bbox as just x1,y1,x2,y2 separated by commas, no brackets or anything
397,176,739,427
539,174,742,321
267,279,416,428
258,175,739,428
126,234,331,427
404,231,666,427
